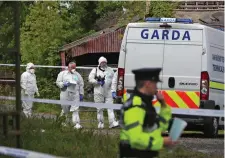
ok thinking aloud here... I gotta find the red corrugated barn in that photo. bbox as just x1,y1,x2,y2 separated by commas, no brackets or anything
59,26,125,67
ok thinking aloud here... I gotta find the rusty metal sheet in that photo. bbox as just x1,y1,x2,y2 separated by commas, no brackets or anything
69,28,125,57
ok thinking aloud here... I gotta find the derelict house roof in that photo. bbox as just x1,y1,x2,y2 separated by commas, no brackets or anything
60,25,126,57
199,11,224,30
200,11,224,24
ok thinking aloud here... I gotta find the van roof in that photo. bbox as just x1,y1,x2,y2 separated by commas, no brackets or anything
127,22,207,30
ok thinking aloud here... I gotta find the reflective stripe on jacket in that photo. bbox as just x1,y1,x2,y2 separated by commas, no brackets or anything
120,95,171,151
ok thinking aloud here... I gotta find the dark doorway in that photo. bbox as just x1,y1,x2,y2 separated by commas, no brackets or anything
66,52,119,67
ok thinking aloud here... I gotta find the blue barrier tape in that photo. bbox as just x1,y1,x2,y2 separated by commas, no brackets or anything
0,96,224,117
0,146,64,158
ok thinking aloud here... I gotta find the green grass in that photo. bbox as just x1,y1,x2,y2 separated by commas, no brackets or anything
33,103,61,114
0,118,119,158
32,103,117,128
0,118,220,158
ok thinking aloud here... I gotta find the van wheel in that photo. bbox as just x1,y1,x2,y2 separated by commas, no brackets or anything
203,117,218,138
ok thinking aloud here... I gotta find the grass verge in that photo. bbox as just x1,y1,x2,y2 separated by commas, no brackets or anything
33,103,61,115
0,118,220,158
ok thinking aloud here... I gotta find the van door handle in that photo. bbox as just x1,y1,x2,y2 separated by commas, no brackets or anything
168,77,175,88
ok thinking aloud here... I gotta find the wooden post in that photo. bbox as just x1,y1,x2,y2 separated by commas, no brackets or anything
60,51,66,71
2,115,8,138
14,1,21,148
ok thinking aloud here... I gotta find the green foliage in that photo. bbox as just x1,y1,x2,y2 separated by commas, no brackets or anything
117,1,145,26
20,2,69,100
95,1,123,16
0,2,33,63
149,1,178,17
0,2,15,63
21,2,62,64
117,1,177,27
67,1,99,32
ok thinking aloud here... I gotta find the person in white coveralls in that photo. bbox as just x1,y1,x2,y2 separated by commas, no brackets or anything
56,62,84,129
20,62,40,118
88,56,119,129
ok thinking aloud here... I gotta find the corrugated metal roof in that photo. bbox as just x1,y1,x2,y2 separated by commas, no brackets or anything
61,25,125,52
66,27,125,57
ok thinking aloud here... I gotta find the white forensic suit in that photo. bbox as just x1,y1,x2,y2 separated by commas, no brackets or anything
88,57,119,129
20,63,39,118
56,70,84,129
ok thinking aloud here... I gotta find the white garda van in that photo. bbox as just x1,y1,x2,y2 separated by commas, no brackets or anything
116,17,224,137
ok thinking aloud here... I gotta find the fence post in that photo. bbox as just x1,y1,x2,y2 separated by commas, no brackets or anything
2,115,8,138
14,1,21,148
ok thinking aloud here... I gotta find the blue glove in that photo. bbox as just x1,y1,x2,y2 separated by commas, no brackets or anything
112,92,116,99
80,94,83,101
98,80,105,86
63,81,70,87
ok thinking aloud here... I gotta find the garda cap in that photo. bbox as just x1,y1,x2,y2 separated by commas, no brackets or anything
132,68,162,82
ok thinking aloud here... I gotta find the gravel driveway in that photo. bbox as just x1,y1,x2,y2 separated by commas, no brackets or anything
179,133,224,157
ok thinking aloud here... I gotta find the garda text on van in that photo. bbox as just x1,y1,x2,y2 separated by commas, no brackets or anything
212,54,224,73
141,29,191,41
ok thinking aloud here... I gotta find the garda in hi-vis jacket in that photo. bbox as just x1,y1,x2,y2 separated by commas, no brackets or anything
120,88,172,158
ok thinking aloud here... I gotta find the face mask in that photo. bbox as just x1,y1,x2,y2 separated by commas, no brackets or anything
30,69,35,74
71,69,76,74
100,63,107,69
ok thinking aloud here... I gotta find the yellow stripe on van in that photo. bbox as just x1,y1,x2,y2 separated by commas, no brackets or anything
166,91,189,109
210,81,224,91
152,90,200,109
186,91,200,107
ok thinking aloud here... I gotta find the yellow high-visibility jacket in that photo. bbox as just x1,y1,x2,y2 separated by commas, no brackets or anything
120,92,171,151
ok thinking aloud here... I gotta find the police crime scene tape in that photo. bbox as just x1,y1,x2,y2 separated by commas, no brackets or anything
0,146,64,158
0,96,224,117
0,63,117,70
